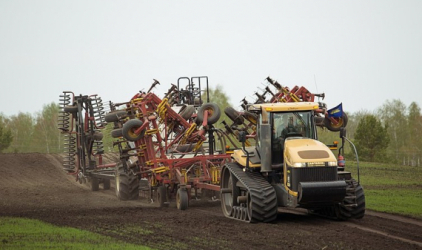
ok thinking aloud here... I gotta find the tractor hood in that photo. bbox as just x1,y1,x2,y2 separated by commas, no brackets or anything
284,138,337,167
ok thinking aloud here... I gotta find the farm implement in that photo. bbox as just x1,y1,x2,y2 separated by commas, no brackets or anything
58,77,231,209
58,75,365,223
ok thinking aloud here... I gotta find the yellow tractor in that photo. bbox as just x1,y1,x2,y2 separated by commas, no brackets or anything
220,102,365,222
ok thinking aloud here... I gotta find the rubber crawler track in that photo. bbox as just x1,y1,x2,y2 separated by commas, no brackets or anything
225,163,278,223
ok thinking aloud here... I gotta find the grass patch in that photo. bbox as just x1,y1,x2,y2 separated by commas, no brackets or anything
0,217,151,250
347,161,422,218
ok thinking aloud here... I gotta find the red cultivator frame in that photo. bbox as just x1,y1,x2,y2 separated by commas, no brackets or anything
104,77,231,209
235,76,348,132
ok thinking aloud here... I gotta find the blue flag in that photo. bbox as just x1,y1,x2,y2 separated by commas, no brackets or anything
327,103,343,118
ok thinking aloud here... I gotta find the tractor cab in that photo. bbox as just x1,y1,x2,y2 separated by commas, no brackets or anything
270,110,316,165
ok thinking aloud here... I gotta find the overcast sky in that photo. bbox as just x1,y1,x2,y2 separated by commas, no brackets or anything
1,1,421,117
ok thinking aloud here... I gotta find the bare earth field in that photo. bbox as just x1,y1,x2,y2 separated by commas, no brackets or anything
0,153,421,250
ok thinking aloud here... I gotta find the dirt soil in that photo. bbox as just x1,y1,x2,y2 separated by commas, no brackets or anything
1,153,422,250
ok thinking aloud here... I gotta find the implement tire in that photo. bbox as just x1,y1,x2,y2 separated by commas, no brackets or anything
225,107,244,125
196,103,221,125
179,105,195,120
105,110,127,123
122,119,145,142
115,166,139,201
324,112,348,131
111,128,123,138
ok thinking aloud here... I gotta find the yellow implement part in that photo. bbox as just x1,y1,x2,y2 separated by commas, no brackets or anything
210,165,219,184
146,129,158,135
131,98,143,104
150,166,169,174
181,169,187,184
193,140,204,151
180,123,197,145
157,98,169,120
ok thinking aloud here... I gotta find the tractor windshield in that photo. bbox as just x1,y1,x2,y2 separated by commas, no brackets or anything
272,111,314,139
271,111,315,164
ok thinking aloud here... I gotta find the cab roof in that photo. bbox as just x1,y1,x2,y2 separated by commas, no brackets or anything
248,102,319,112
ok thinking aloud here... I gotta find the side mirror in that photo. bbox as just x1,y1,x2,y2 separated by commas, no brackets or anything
340,127,347,138
238,131,246,143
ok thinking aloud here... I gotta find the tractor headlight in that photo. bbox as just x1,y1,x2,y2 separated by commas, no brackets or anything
293,162,307,168
327,161,338,166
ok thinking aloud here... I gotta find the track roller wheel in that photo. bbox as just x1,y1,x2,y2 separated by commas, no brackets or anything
176,188,189,210
220,163,278,223
220,166,239,218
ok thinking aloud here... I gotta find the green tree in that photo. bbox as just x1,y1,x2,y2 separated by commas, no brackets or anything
407,102,422,166
5,112,34,153
377,99,408,163
32,103,61,153
0,115,13,152
354,114,390,162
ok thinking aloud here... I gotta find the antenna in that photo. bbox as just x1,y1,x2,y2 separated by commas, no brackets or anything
314,74,318,93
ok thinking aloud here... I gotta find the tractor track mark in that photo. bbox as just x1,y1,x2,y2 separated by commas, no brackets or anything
343,222,422,248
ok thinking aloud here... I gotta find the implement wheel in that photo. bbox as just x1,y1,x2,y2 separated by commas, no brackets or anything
324,112,348,131
176,188,189,210
91,176,99,191
179,105,195,120
103,179,110,190
243,111,257,124
196,103,221,125
64,105,78,114
115,165,139,200
157,186,167,207
122,119,145,142
225,107,244,125
111,128,123,138
105,110,127,123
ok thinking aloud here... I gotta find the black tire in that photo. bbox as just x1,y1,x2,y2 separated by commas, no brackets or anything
105,110,127,123
91,176,99,191
174,144,196,153
103,179,110,190
196,103,221,125
64,105,78,114
224,107,244,125
179,105,195,120
324,112,348,131
157,186,167,207
115,166,139,200
176,188,189,210
111,128,123,138
93,131,103,141
122,119,145,142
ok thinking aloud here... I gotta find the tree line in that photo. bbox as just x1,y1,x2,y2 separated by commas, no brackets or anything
0,92,421,166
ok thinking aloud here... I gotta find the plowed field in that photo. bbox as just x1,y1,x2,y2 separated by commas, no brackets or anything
1,153,421,249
